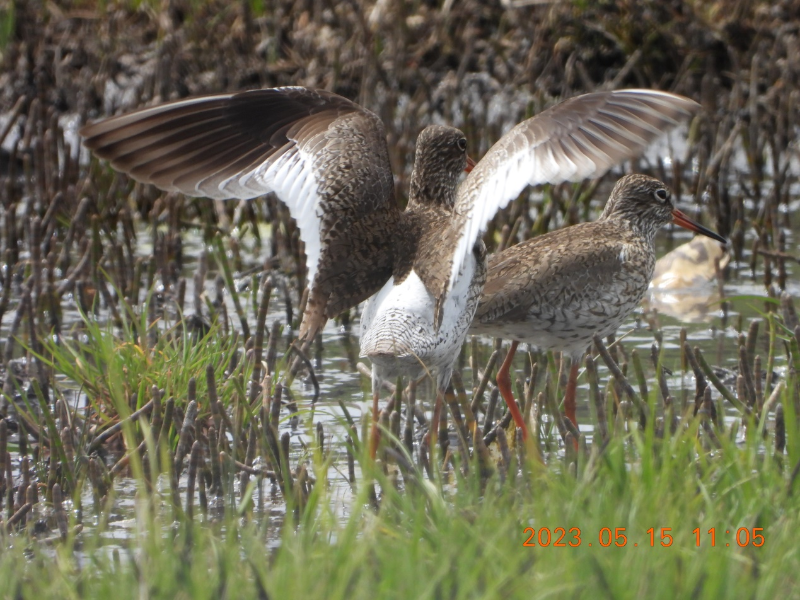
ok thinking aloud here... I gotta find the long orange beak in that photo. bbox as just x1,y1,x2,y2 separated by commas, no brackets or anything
672,209,727,244
465,155,476,173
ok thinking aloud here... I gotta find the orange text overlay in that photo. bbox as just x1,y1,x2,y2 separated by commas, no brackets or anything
522,527,765,548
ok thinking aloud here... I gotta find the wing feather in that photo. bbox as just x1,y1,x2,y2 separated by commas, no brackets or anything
81,87,395,291
447,89,700,291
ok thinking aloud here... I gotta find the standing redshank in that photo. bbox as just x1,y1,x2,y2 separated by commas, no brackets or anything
470,174,727,439
80,87,700,456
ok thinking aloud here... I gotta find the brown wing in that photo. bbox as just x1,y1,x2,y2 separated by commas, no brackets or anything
446,90,700,296
81,87,397,294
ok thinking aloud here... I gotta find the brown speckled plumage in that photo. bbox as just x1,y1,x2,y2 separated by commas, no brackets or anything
81,87,401,344
473,175,678,359
80,87,706,454
470,174,726,438
359,125,485,376
80,88,701,355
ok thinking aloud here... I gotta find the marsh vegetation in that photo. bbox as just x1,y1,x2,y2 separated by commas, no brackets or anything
0,0,799,597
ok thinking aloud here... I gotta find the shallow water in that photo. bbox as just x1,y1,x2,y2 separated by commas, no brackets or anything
1,118,797,544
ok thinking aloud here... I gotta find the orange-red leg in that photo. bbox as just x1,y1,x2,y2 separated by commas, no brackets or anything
496,341,529,439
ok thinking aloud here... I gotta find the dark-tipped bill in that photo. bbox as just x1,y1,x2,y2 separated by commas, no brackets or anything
465,155,476,173
672,209,727,244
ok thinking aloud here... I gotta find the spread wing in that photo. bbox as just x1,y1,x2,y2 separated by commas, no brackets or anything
80,87,395,292
447,89,700,292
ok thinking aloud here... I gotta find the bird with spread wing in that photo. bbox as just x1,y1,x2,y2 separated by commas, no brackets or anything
81,87,699,457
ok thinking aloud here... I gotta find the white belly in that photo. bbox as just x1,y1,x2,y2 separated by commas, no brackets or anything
360,256,480,381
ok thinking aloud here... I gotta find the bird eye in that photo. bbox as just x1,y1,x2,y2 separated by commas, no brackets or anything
457,138,467,151
655,188,669,202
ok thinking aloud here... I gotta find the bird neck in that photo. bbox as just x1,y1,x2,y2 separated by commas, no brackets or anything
599,213,660,253
407,162,459,209
599,202,661,248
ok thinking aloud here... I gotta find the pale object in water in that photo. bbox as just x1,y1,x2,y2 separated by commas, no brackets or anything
646,236,729,322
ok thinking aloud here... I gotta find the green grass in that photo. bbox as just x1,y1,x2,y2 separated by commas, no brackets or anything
0,4,13,56
2,399,799,599
2,260,796,599
33,296,244,421
3,274,798,599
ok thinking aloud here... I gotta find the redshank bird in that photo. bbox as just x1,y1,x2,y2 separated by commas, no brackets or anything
358,91,700,456
80,87,700,456
470,174,727,439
